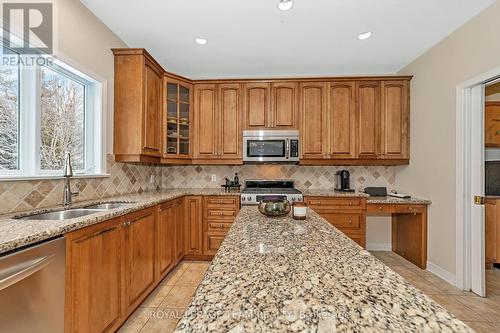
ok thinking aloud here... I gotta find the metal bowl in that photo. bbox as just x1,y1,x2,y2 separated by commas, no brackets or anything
258,199,291,217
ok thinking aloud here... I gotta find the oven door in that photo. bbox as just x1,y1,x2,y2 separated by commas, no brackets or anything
243,137,290,162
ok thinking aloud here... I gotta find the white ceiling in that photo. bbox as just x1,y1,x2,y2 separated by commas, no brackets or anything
81,0,495,79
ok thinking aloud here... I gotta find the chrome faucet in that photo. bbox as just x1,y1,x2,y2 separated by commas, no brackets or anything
63,152,79,206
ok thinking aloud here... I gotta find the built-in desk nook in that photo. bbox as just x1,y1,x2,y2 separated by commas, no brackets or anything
304,192,430,269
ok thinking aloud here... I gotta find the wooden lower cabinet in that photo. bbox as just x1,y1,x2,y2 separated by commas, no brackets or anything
156,201,177,281
123,208,157,315
65,203,180,332
65,217,124,333
173,199,184,264
486,198,500,268
305,196,367,248
202,196,240,256
184,196,203,256
204,232,227,256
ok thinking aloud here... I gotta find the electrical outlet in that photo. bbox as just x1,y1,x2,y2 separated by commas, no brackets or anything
211,174,217,182
149,175,156,184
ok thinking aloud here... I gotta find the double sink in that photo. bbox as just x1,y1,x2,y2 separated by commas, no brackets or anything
17,202,134,221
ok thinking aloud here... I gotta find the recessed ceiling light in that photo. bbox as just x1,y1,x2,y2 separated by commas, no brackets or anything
278,0,293,11
194,37,207,45
358,31,372,40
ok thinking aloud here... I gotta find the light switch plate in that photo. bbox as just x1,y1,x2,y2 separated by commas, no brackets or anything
211,174,217,182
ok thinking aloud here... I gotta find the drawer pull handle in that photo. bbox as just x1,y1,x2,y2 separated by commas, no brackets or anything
408,207,413,211
348,220,352,224
349,201,352,205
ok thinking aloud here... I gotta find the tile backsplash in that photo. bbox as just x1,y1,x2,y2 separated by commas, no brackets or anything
0,155,396,215
162,165,396,191
0,155,162,215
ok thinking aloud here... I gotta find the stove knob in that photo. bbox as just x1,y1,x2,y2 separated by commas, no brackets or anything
291,197,296,201
242,197,246,201
247,197,252,201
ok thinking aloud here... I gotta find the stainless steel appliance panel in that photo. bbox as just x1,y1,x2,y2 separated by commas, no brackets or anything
0,237,65,333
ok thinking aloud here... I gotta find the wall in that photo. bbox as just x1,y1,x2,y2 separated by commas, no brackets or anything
0,0,160,215
396,1,500,281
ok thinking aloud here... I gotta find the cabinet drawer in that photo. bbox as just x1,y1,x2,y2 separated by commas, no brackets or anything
205,197,239,208
317,212,362,230
203,231,227,256
367,204,396,214
206,209,237,220
306,197,365,209
393,205,426,214
207,221,232,232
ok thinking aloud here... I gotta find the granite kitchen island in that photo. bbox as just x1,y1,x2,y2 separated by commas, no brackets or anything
175,207,471,333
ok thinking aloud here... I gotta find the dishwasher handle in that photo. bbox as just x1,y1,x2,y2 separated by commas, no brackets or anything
0,254,55,291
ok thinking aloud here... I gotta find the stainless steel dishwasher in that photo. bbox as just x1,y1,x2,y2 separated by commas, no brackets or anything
0,237,65,333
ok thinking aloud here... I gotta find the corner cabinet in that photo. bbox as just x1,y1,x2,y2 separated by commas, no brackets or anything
113,49,163,163
193,83,243,164
163,76,193,163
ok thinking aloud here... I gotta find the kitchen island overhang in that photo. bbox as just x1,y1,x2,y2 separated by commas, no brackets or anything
174,207,472,332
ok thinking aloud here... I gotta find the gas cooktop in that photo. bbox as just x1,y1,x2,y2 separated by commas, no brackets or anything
240,180,303,205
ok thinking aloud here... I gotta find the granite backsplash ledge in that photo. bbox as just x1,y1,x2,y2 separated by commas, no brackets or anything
0,156,397,215
162,165,396,191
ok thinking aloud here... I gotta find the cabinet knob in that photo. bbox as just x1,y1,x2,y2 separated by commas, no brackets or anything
348,220,352,224
379,206,383,210
408,207,413,211
349,201,352,205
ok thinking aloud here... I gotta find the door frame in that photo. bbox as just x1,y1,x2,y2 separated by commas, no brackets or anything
456,66,500,295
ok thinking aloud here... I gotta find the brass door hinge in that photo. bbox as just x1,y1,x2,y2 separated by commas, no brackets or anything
474,196,485,205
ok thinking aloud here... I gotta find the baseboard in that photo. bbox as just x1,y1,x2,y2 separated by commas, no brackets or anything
426,261,457,286
366,243,392,251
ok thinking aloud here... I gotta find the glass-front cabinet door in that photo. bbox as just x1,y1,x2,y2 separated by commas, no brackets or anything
164,77,192,159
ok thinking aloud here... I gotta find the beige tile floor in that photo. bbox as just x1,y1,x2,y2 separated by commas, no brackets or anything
118,261,210,333
119,253,500,333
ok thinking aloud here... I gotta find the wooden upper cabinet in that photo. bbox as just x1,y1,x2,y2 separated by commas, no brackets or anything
485,102,500,147
123,208,156,315
329,82,356,159
381,81,409,159
113,49,163,163
356,81,381,159
300,82,329,159
163,76,193,161
271,82,299,129
144,61,162,153
193,84,218,159
218,83,242,159
193,83,243,163
244,82,271,129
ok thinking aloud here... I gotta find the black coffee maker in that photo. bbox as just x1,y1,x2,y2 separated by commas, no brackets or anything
335,170,354,192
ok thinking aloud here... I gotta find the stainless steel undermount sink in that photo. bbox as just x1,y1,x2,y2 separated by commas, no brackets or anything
18,209,105,221
16,201,135,220
83,202,133,210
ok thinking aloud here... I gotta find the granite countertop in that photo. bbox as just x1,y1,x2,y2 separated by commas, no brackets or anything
302,189,431,205
175,207,468,333
0,188,239,255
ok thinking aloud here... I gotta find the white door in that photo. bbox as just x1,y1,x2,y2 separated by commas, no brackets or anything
470,84,486,297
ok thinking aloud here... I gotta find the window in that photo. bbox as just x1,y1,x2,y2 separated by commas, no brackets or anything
0,49,19,171
0,49,103,178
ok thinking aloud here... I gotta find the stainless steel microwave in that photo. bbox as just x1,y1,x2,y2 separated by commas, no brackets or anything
243,130,299,163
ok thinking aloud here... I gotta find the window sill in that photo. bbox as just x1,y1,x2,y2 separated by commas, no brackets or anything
0,174,111,182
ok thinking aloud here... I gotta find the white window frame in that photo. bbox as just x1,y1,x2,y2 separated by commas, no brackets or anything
0,55,106,180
